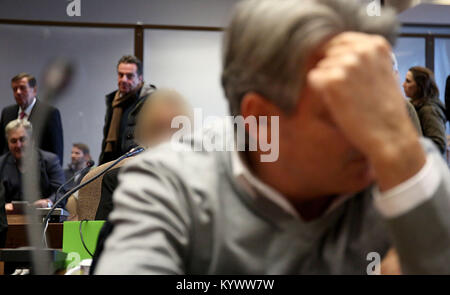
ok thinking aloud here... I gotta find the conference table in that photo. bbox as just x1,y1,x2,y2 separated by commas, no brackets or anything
0,212,65,275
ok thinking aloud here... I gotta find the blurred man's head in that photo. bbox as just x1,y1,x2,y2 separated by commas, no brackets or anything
71,143,91,169
11,73,37,110
221,0,398,199
5,119,32,161
117,55,143,95
135,88,193,148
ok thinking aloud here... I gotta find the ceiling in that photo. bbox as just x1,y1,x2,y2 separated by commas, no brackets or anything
385,0,450,24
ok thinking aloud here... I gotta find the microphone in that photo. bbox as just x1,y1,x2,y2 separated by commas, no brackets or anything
42,147,144,247
127,146,145,157
54,160,95,205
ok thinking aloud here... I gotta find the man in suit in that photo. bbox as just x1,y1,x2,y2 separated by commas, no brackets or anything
98,55,156,165
95,0,450,274
0,73,64,165
0,119,65,211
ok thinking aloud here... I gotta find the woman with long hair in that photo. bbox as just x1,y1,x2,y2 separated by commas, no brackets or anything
403,66,447,154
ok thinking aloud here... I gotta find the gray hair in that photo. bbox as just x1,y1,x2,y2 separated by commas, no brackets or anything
5,119,32,139
222,0,399,116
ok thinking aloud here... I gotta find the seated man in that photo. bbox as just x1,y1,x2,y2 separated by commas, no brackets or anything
64,142,92,191
95,0,450,274
0,119,65,211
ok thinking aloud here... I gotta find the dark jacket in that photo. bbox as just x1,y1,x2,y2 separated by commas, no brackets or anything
63,165,92,193
413,99,447,155
0,149,66,207
0,99,64,165
0,182,7,248
98,84,156,164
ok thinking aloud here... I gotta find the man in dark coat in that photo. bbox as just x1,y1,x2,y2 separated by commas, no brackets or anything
0,73,64,165
98,55,156,165
0,119,65,211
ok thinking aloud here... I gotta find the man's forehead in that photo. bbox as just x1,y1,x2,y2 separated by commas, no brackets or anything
8,128,27,137
12,78,30,86
117,63,138,73
72,146,83,153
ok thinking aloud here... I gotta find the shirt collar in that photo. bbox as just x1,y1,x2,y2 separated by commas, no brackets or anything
231,149,353,219
18,97,37,116
231,149,301,218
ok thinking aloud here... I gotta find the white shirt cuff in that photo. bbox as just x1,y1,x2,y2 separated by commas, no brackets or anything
373,153,441,219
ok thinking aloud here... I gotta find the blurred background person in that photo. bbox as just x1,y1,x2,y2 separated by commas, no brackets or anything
403,66,447,154
64,142,92,191
0,119,65,211
391,53,422,135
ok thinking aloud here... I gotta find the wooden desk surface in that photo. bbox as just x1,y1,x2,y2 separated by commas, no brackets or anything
4,214,63,249
1,214,65,275
7,214,28,225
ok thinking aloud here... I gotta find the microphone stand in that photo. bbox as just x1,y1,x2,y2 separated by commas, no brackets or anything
42,161,94,248
55,160,95,203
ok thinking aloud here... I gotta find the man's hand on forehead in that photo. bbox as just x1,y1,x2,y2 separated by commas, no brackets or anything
307,32,408,155
307,32,425,191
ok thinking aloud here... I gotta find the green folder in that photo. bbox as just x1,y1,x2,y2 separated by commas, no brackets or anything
62,220,105,268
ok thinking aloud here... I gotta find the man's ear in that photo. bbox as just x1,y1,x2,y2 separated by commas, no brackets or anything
240,92,280,139
31,87,37,97
241,92,281,118
139,75,143,83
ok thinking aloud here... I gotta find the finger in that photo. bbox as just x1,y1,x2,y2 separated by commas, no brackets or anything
324,32,388,51
323,33,392,63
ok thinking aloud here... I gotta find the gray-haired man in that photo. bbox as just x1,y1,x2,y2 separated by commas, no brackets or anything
95,0,450,274
0,119,65,211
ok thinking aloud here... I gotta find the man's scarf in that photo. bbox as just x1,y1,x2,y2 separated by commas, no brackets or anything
104,83,143,153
